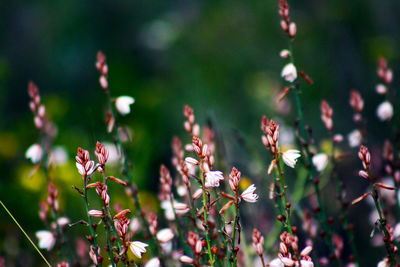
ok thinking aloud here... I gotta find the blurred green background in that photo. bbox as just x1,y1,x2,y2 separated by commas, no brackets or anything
1,0,400,265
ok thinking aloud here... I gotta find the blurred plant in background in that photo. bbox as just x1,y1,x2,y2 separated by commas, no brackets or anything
1,0,400,266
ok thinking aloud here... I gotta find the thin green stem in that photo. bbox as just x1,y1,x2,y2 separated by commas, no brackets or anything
199,161,214,267
367,169,396,266
83,176,101,267
275,153,293,234
0,200,52,267
331,141,360,266
169,195,188,253
230,202,239,267
287,40,339,265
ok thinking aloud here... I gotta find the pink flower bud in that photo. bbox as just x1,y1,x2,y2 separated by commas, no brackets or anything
289,22,297,37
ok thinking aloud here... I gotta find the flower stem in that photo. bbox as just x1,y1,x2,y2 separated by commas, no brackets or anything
199,161,214,267
0,200,51,267
83,176,102,267
275,153,292,234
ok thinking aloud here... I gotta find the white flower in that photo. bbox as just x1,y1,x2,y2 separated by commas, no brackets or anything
76,160,95,176
156,228,174,243
280,49,290,58
51,146,68,165
348,129,362,148
25,144,43,164
240,184,259,203
377,258,390,267
129,241,148,258
36,230,56,251
115,96,135,115
376,101,393,121
312,153,329,172
129,217,141,233
281,63,297,83
57,217,70,227
282,149,301,168
376,84,387,95
103,142,120,165
394,223,400,240
269,258,284,267
145,258,161,267
204,171,224,188
161,200,175,220
177,185,187,196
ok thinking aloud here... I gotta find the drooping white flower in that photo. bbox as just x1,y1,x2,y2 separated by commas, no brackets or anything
25,144,43,164
347,129,362,148
128,241,148,258
145,258,161,267
281,63,297,83
312,153,329,172
204,171,224,188
240,184,259,203
282,149,301,168
156,228,174,243
115,96,135,115
36,230,56,251
376,101,393,121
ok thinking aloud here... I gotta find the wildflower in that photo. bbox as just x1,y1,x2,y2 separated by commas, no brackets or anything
281,63,297,82
76,148,95,176
145,258,161,267
129,217,141,233
280,49,290,58
320,100,333,131
348,129,362,148
179,255,194,264
240,184,259,203
282,149,301,168
376,101,393,121
156,228,174,243
25,144,43,164
128,241,148,258
205,170,224,188
252,228,264,256
88,210,104,217
76,161,95,176
376,84,387,94
51,146,68,166
36,230,56,251
312,153,328,172
115,96,135,115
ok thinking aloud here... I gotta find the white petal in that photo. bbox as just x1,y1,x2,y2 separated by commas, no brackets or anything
377,101,393,121
312,153,328,172
25,144,43,164
115,96,135,115
145,258,161,267
281,63,297,83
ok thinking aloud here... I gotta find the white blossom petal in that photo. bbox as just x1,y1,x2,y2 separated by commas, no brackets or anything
282,149,301,168
115,96,135,115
